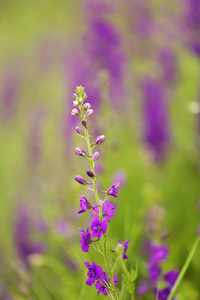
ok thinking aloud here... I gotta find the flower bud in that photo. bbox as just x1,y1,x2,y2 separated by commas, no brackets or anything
82,120,87,127
75,175,87,185
86,170,95,178
85,109,93,118
92,151,100,161
95,135,105,145
83,103,91,110
73,99,79,106
75,127,85,137
71,108,80,116
76,147,86,157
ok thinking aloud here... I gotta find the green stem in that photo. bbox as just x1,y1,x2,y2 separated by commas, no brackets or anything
119,259,135,300
167,237,200,300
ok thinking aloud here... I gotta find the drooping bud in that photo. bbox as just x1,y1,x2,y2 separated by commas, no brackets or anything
71,107,80,116
75,175,87,185
92,151,100,161
82,120,87,127
87,170,95,178
76,147,86,157
85,109,93,118
95,135,105,145
75,127,85,137
83,103,91,110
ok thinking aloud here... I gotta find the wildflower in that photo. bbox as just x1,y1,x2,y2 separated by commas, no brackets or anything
84,261,103,286
148,263,162,283
107,182,120,199
91,219,108,239
78,196,95,214
150,244,169,264
95,272,118,296
79,228,93,252
71,107,80,116
115,239,130,260
92,201,115,223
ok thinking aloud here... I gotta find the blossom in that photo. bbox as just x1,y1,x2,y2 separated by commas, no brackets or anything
84,261,103,286
107,182,120,198
91,219,108,239
148,263,162,283
91,201,115,223
79,228,93,252
78,196,95,214
95,272,118,296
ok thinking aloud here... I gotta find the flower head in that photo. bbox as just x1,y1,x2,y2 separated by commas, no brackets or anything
84,261,103,286
91,219,108,239
79,228,93,252
75,175,88,185
91,201,115,223
107,182,120,198
78,196,94,214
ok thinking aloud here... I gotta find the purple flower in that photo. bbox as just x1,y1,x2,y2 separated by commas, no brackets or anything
115,239,130,260
95,272,118,296
84,261,103,286
86,170,95,178
164,270,179,287
142,77,170,163
79,228,93,252
91,219,108,239
157,287,171,300
113,170,126,188
107,182,120,198
157,48,178,85
92,201,115,223
148,263,162,283
78,196,95,214
150,244,169,264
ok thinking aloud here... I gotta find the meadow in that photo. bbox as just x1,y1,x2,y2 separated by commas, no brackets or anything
0,1,199,299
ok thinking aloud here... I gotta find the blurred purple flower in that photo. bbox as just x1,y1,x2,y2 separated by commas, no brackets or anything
184,0,200,57
164,270,179,287
1,67,20,122
113,170,126,188
14,204,45,267
157,48,178,85
142,77,171,163
137,280,149,295
79,228,93,252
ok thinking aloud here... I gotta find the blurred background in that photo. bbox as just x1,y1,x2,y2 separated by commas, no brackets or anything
0,0,200,299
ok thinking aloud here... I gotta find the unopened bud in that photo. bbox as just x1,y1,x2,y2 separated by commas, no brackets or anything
82,120,87,127
76,147,86,157
75,175,87,185
75,127,85,136
92,151,100,161
83,103,91,110
85,109,93,118
115,243,124,257
71,108,80,116
95,135,105,145
73,99,79,106
87,170,95,178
